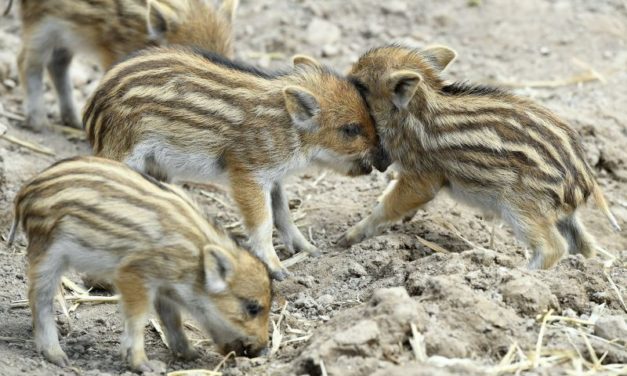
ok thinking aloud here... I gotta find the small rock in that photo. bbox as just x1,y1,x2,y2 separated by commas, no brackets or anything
321,44,340,57
250,357,267,366
317,294,334,307
296,275,315,288
334,320,379,345
2,79,15,89
348,261,367,277
362,23,385,39
501,277,560,315
594,316,627,343
294,293,317,309
306,18,341,46
234,356,251,369
381,1,408,15
371,287,410,303
142,360,166,375
540,46,551,56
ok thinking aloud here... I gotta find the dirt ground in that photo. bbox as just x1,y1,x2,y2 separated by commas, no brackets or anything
0,0,626,375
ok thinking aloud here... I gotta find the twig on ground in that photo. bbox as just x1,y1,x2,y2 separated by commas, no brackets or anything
409,322,427,362
434,219,491,252
533,309,554,368
150,319,169,348
12,294,120,308
0,108,25,122
282,251,308,268
212,351,236,373
497,342,517,369
280,334,312,346
415,235,450,254
50,124,86,140
0,133,56,156
319,359,328,376
572,58,606,84
579,327,600,368
167,370,221,376
488,70,604,89
184,321,204,334
61,277,88,295
270,301,288,357
0,336,32,343
311,171,327,187
604,270,627,312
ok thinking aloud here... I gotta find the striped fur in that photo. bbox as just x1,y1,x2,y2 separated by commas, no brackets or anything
83,47,391,280
17,0,238,130
10,156,271,371
341,44,620,269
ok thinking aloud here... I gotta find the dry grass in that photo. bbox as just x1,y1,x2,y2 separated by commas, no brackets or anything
270,302,289,357
488,59,619,89
0,132,56,156
409,322,427,362
415,235,450,254
150,319,169,348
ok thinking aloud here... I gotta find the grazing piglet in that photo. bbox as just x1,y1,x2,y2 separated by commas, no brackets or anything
16,0,238,130
83,47,391,280
8,156,271,372
340,44,621,269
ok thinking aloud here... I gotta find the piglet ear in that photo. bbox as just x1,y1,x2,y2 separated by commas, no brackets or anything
388,70,422,110
202,245,235,294
292,54,321,68
420,45,457,72
146,0,171,41
283,86,321,132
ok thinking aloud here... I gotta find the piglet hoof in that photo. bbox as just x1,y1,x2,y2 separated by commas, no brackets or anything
23,114,48,132
297,242,321,258
42,346,70,368
270,268,290,281
176,347,200,361
307,247,321,258
336,230,364,248
134,359,166,374
61,113,82,129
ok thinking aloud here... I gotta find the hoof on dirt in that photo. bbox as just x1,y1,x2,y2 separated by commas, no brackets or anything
270,268,290,281
307,247,321,257
43,347,70,368
61,113,82,129
22,115,47,132
336,231,363,248
175,347,200,361
133,359,166,374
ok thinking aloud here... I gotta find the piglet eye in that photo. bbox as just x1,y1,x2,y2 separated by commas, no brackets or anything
245,301,263,316
340,123,362,138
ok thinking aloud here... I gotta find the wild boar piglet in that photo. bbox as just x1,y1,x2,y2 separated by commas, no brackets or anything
83,48,391,280
341,44,620,269
16,0,238,130
8,156,271,372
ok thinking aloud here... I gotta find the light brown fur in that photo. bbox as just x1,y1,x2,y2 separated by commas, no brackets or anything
341,44,620,269
17,0,238,130
83,47,391,279
10,156,271,372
